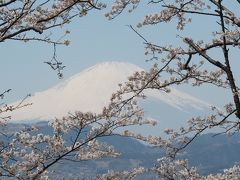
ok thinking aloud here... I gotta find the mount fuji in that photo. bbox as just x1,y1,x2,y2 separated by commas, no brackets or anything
7,62,211,129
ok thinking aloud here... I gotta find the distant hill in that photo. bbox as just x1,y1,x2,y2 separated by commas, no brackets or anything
1,121,240,179
183,133,240,175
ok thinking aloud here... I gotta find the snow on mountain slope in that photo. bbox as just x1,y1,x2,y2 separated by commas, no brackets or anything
8,62,211,121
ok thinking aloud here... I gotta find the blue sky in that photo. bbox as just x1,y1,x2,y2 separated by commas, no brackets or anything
1,5,149,102
1,2,239,108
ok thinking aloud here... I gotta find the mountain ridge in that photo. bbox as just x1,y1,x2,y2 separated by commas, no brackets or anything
1,121,239,178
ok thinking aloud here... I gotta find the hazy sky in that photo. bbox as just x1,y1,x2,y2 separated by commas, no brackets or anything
1,2,239,108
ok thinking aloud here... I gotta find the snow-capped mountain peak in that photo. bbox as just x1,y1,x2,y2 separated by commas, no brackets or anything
7,61,210,121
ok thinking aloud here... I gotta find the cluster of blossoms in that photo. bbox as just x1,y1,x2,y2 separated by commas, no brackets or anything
96,167,146,179
98,157,240,179
105,0,140,20
137,7,179,28
0,0,106,43
153,157,200,179
0,81,160,178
